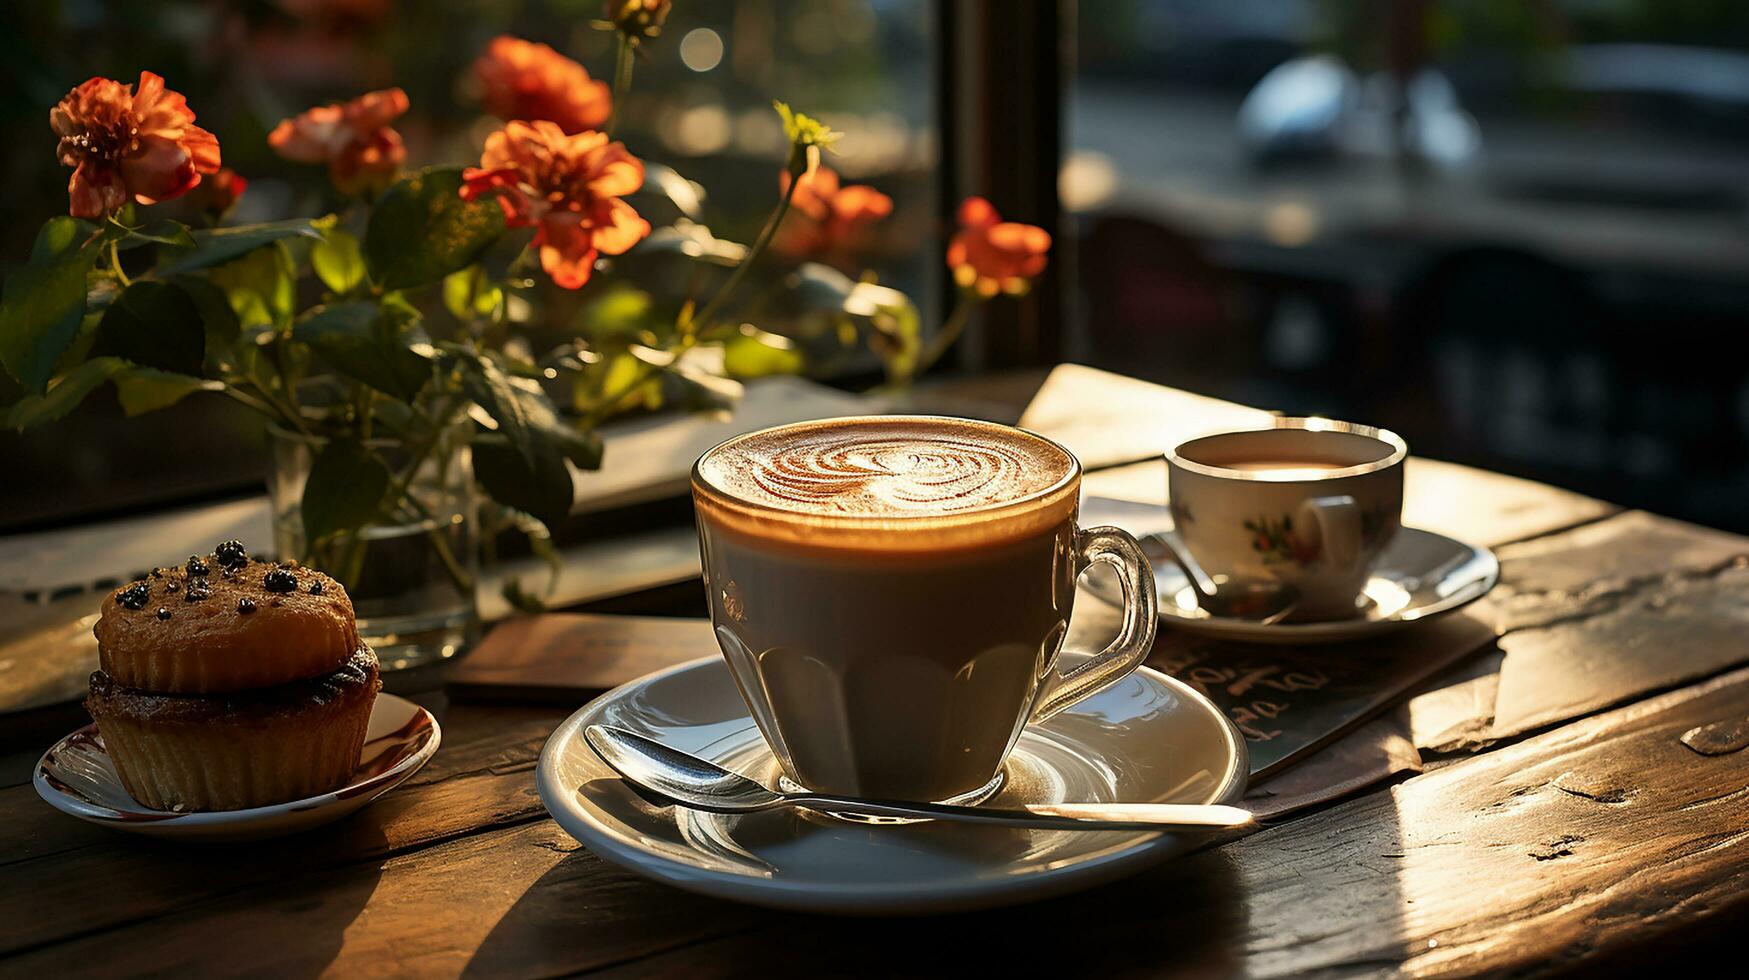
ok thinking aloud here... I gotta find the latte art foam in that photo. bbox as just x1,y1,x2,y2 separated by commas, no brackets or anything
696,418,1076,520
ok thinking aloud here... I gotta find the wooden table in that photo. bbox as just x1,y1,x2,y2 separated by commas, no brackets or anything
4,367,1748,977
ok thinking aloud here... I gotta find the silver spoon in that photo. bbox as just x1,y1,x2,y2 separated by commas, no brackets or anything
1142,532,1300,624
584,725,1255,832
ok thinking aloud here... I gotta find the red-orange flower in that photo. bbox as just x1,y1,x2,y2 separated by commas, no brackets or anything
946,197,1051,297
775,166,893,259
460,121,650,289
204,167,250,213
50,72,221,219
268,88,408,195
475,36,611,135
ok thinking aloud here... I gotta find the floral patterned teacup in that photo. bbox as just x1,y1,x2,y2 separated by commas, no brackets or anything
1167,419,1407,621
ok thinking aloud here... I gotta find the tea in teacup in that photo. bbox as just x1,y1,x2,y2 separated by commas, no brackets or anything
1167,420,1406,621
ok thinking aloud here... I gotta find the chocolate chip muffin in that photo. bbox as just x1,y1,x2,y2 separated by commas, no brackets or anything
85,541,380,811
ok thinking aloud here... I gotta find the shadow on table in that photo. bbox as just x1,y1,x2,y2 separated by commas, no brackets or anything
13,819,389,976
465,843,1263,977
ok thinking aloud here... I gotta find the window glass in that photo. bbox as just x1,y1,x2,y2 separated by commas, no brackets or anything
0,0,937,532
1070,0,1749,533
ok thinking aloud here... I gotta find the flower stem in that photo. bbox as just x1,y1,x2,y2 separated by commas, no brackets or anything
351,397,476,596
108,239,132,287
396,490,476,597
580,175,800,426
223,381,314,437
221,384,283,420
607,35,635,137
690,174,799,334
380,395,463,514
910,288,978,383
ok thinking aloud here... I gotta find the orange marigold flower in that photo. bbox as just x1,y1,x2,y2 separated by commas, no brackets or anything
775,166,893,259
268,88,408,196
50,72,221,219
946,197,1051,297
460,120,651,289
475,36,611,135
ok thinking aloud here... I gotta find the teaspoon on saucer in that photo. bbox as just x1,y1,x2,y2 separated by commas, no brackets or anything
584,724,1255,833
1140,532,1300,624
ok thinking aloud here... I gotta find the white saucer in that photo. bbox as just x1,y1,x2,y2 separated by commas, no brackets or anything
537,655,1247,915
34,693,439,841
1091,526,1498,645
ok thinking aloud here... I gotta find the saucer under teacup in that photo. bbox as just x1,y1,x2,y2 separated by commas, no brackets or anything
1089,526,1498,645
537,655,1247,914
34,693,439,841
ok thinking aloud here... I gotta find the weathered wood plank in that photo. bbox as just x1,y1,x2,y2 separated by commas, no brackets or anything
1018,364,1276,470
584,665,1749,979
3,366,1739,978
0,704,564,955
2,817,765,978
13,513,1736,962
1404,511,1749,755
1482,512,1749,740
18,663,1747,978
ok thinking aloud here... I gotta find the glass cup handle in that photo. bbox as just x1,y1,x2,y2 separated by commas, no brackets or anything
1030,525,1159,724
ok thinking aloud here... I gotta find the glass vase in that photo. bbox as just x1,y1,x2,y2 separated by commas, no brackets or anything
267,424,480,671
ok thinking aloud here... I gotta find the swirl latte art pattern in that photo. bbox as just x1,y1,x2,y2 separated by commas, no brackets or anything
697,418,1075,519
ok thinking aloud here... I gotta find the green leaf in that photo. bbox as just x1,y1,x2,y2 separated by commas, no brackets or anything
640,220,748,267
442,265,503,321
32,217,96,264
167,276,242,372
158,219,323,275
292,302,434,402
1,352,214,426
791,262,858,311
846,281,921,380
790,263,920,379
723,326,805,378
112,365,223,416
499,578,549,614
312,229,367,294
576,283,656,341
472,435,574,530
91,281,206,376
300,439,392,544
588,350,664,417
456,349,601,470
137,220,197,248
365,168,505,291
4,356,124,428
207,243,295,329
639,163,705,220
1,221,100,392
114,219,196,251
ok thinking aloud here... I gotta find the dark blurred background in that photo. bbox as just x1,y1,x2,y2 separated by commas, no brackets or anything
1069,0,1749,532
4,0,1747,535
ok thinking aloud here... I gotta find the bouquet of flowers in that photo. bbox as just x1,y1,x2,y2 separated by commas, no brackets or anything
0,2,1052,625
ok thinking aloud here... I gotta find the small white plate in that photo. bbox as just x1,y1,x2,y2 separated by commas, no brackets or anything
537,655,1247,915
1091,526,1498,645
34,692,439,841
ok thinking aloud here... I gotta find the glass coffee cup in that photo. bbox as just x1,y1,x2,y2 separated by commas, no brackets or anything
691,415,1157,804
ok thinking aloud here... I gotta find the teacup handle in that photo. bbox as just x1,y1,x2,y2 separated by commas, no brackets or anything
1297,495,1362,568
1030,526,1158,724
